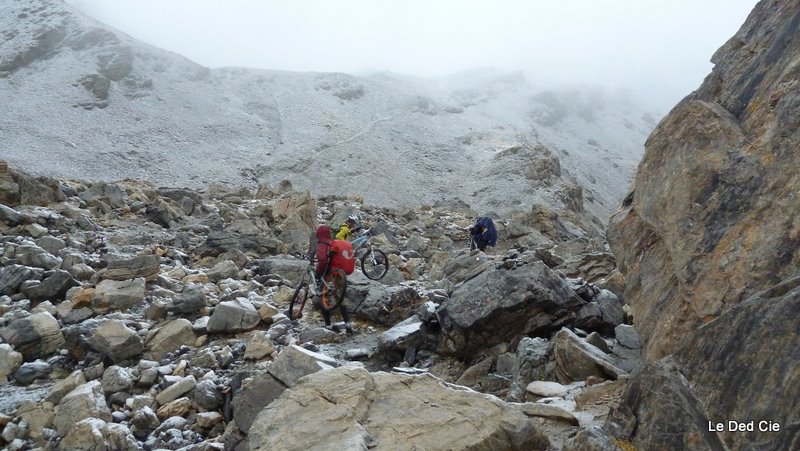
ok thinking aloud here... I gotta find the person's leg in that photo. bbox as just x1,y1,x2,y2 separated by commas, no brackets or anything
340,304,353,333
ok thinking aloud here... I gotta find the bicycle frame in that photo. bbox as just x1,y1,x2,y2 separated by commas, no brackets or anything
350,235,368,254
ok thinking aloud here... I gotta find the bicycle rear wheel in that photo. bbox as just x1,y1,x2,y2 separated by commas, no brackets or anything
360,249,389,280
287,282,309,320
321,269,347,311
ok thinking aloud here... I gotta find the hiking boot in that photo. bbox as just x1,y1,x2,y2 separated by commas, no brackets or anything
345,323,355,334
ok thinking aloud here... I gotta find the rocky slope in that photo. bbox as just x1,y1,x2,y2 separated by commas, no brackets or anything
0,161,641,450
0,0,654,221
603,0,800,449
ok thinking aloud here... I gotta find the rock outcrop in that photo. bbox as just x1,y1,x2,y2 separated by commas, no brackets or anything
605,0,800,449
608,0,800,360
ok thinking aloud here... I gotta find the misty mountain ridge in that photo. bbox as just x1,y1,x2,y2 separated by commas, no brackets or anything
1,0,657,220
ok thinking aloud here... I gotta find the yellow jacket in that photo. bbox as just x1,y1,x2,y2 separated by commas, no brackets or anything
335,224,351,241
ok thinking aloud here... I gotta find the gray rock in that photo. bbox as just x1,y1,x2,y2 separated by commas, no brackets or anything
23,269,78,303
169,286,207,314
442,251,490,285
553,328,626,383
297,326,341,344
105,423,139,451
268,345,338,387
156,375,196,406
206,259,239,283
0,265,44,296
101,365,136,395
377,317,426,352
244,331,277,359
232,373,288,432
0,311,65,360
207,298,260,333
90,319,144,363
0,344,23,383
190,348,218,369
520,402,579,426
586,332,611,354
437,262,583,358
249,367,550,450
143,319,196,361
525,380,570,398
0,204,23,225
92,277,146,313
614,324,641,349
101,254,160,282
54,380,112,436
45,370,86,404
352,285,425,326
35,236,66,255
16,244,62,270
130,406,160,440
14,360,53,385
59,417,108,451
251,257,308,285
193,379,222,411
563,425,619,451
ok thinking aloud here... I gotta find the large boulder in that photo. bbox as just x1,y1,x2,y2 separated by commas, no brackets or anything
92,277,146,313
268,344,338,387
552,328,626,383
249,367,550,450
207,298,261,333
99,254,160,282
436,261,583,358
54,380,112,436
143,319,195,360
351,285,426,325
90,320,144,363
0,311,64,361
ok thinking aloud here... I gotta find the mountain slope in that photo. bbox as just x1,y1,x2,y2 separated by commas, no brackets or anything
0,0,654,219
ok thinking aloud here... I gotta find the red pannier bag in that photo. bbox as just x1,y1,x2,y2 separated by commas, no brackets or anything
329,240,356,275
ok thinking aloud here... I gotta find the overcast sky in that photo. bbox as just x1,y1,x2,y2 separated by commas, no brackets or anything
66,0,759,109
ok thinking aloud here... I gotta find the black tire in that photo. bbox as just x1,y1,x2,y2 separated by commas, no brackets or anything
287,282,309,320
321,269,347,311
360,249,389,280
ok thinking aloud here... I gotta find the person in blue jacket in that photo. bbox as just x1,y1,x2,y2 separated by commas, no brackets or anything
469,216,497,251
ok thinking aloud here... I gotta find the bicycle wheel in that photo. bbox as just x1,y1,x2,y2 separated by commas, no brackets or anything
287,282,309,320
360,249,389,280
321,269,346,311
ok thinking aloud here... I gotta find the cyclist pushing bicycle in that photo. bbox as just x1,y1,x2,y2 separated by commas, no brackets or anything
305,224,354,333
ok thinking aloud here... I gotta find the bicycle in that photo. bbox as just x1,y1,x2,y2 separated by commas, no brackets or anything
286,259,347,321
350,230,389,280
